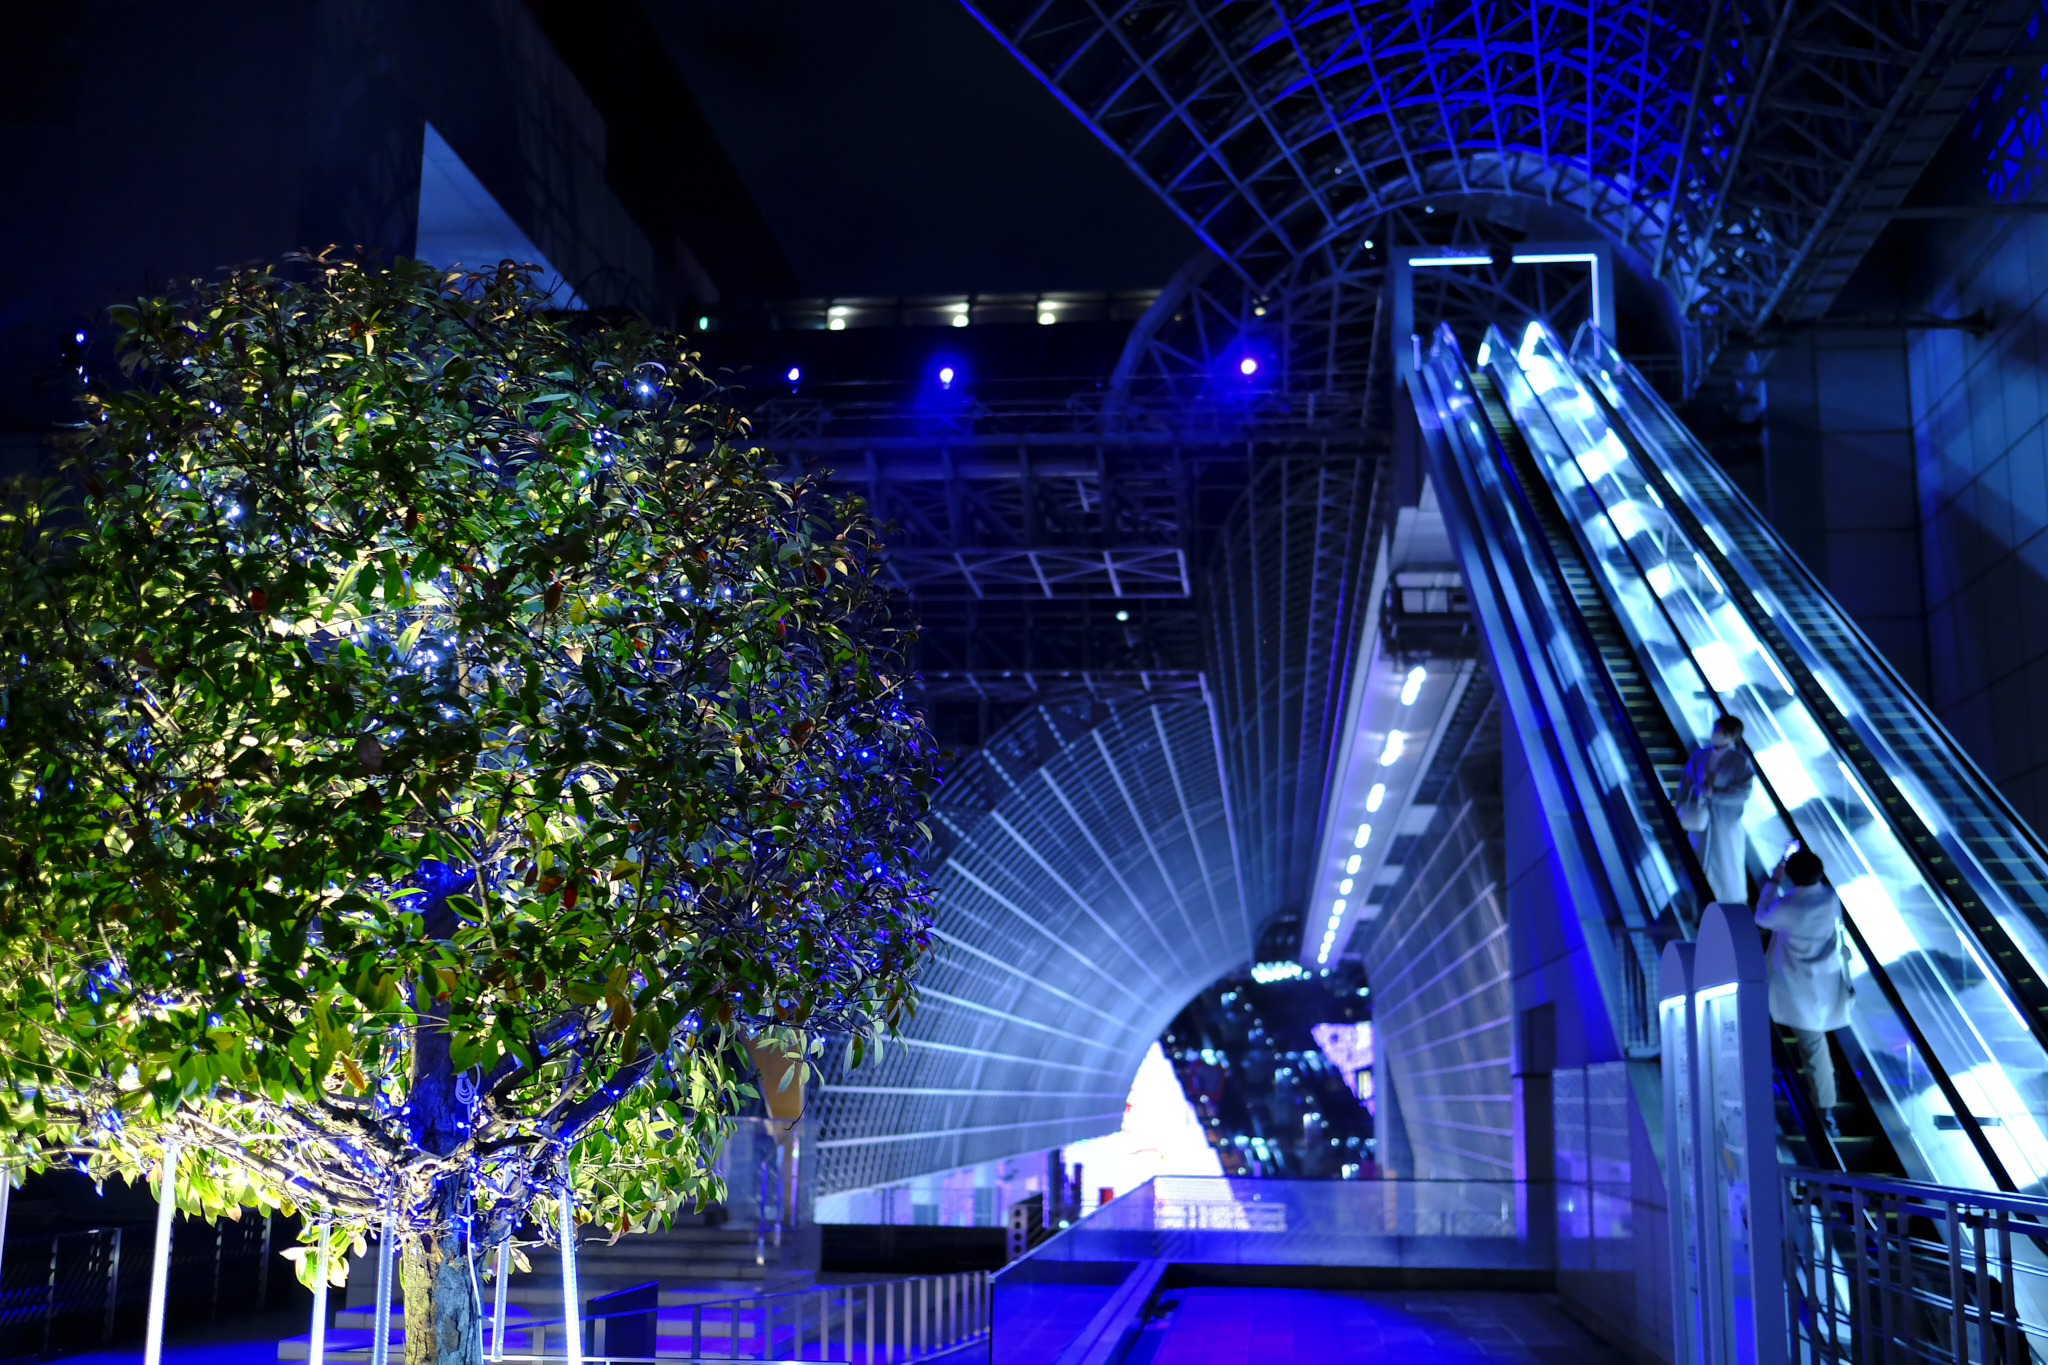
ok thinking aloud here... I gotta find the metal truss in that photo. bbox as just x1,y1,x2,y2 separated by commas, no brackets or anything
964,0,2036,358
809,691,1251,1194
1204,448,1389,943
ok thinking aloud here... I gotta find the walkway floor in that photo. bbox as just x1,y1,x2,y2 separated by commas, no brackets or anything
1126,1289,1631,1365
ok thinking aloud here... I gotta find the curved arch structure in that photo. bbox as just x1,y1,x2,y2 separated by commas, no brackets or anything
812,692,1251,1194
967,0,2033,349
805,0,2036,1204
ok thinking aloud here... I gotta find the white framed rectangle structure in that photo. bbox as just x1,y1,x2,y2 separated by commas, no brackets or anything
1390,240,1616,383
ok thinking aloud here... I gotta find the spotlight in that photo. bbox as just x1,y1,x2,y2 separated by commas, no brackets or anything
939,366,956,388
1038,310,1056,325
952,314,970,328
1115,609,1130,622
1379,731,1406,766
786,367,801,383
696,316,709,330
829,318,846,331
1365,783,1386,812
1364,239,1376,249
73,331,86,345
1354,823,1371,849
1239,356,1259,376
1400,666,1427,705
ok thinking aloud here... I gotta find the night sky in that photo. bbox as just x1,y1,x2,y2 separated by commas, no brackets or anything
639,0,1201,298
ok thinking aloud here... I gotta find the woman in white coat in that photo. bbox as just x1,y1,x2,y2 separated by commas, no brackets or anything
1755,847,1854,1131
1679,714,1755,903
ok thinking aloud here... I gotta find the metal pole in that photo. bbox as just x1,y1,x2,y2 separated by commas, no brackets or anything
490,1238,511,1362
142,1138,182,1365
369,1205,395,1365
0,1167,10,1321
559,1165,584,1365
104,1227,123,1344
308,1212,330,1365
865,1283,874,1365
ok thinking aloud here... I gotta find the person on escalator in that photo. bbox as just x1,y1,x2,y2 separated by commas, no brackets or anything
1756,847,1854,1137
1678,714,1755,903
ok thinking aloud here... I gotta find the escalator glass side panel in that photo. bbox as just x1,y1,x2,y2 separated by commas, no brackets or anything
1483,321,2014,1190
1574,328,2048,1046
1409,330,1677,1056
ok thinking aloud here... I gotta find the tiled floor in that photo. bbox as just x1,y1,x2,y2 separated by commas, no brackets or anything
1132,1288,1631,1365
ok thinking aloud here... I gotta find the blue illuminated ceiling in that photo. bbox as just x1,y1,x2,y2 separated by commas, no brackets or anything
965,0,2038,351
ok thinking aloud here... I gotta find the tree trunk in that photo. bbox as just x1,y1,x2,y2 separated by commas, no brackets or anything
401,1170,483,1365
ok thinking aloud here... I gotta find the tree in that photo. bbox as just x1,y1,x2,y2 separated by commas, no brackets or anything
0,256,937,1364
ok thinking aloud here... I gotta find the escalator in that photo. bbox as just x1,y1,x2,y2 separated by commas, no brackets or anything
1407,319,2048,1196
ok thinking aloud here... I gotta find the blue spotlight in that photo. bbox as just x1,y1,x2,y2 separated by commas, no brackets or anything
939,365,957,389
786,366,801,383
1239,356,1259,377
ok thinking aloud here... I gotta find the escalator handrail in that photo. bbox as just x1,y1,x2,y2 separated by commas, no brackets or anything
1457,354,1710,922
1444,335,1848,1171
1409,349,1675,962
1579,329,2048,1054
1579,326,2048,887
1567,349,2023,1193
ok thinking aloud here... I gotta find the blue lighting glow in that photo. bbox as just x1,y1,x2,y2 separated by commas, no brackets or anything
786,366,801,383
1239,356,1259,376
939,366,956,388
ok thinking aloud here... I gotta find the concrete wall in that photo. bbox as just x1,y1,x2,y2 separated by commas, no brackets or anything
1,1,668,434
1501,714,1672,1363
1904,217,2048,836
1763,330,1929,694
1358,677,1515,1181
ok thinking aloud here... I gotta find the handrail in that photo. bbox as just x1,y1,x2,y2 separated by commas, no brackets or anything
1785,1165,2048,1220
1456,343,1848,1169
1580,329,2048,1055
1411,335,1692,1058
1573,350,2021,1193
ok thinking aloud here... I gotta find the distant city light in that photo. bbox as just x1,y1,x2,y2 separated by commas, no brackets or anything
1239,356,1259,376
1365,783,1386,812
939,366,956,388
1379,730,1406,766
1354,823,1371,849
1400,666,1427,705
1251,961,1305,984
786,366,801,383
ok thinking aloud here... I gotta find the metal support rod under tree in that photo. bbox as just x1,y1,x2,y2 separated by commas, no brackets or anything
369,1205,395,1365
308,1211,330,1365
142,1139,181,1365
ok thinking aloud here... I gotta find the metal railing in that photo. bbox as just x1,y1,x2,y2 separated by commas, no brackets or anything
0,1214,274,1360
1784,1168,2048,1363
490,1269,991,1364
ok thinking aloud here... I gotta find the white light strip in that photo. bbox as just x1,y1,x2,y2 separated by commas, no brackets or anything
1409,255,1493,267
1510,252,1599,265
